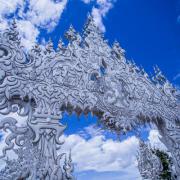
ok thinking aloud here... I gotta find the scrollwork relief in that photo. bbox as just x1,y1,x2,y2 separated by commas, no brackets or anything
0,15,179,179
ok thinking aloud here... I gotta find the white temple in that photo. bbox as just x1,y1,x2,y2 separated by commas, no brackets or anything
0,16,179,179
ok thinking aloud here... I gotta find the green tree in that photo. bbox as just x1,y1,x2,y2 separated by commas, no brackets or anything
152,149,177,180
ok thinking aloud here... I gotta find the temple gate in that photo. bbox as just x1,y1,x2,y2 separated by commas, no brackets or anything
0,16,179,179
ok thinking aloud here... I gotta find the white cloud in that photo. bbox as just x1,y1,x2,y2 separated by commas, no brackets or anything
0,18,8,31
0,114,168,179
0,0,115,49
17,20,40,50
0,113,167,178
62,128,167,177
0,0,24,31
0,118,141,178
0,113,168,179
92,7,106,32
79,124,105,138
0,0,24,16
0,0,68,49
60,132,140,176
25,0,68,31
82,0,115,32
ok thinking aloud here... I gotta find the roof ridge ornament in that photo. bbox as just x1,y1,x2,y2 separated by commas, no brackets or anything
6,19,21,45
83,14,103,39
45,38,55,54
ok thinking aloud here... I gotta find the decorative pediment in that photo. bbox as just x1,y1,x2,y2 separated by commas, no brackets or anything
0,17,179,133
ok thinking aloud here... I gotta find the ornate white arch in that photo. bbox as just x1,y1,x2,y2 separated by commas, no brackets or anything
0,16,179,179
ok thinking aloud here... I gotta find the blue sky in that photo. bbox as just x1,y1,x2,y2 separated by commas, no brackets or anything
0,0,179,179
38,0,180,83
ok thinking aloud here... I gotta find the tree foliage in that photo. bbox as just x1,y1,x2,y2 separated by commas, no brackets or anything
152,149,177,180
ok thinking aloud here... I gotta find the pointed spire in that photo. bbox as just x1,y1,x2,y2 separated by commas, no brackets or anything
7,19,21,45
65,25,77,41
45,38,54,54
69,149,72,163
57,38,66,52
152,65,167,86
32,43,41,55
63,150,75,180
139,66,149,78
58,38,64,48
112,41,125,61
128,60,141,73
83,13,103,38
113,41,125,55
11,19,18,30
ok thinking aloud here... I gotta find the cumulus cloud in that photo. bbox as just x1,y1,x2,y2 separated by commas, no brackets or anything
0,0,68,50
60,128,167,174
0,113,168,179
60,129,140,176
78,124,105,138
0,117,141,178
24,0,68,31
17,20,40,50
82,0,116,32
0,0,116,49
92,0,115,32
0,113,167,179
0,0,24,16
92,7,106,32
0,0,23,30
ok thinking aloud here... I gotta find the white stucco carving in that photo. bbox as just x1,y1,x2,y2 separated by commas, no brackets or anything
0,16,179,179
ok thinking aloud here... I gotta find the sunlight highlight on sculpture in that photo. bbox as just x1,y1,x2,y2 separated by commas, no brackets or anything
0,16,179,179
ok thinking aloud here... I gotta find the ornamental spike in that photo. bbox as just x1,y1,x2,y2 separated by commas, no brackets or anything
153,65,167,85
65,24,77,41
57,38,66,52
112,41,125,60
0,14,179,179
7,18,21,45
83,13,102,38
45,38,54,53
11,18,18,30
63,150,75,180
32,43,41,55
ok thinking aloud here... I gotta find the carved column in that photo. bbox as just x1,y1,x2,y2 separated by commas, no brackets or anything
28,112,66,179
0,107,74,180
